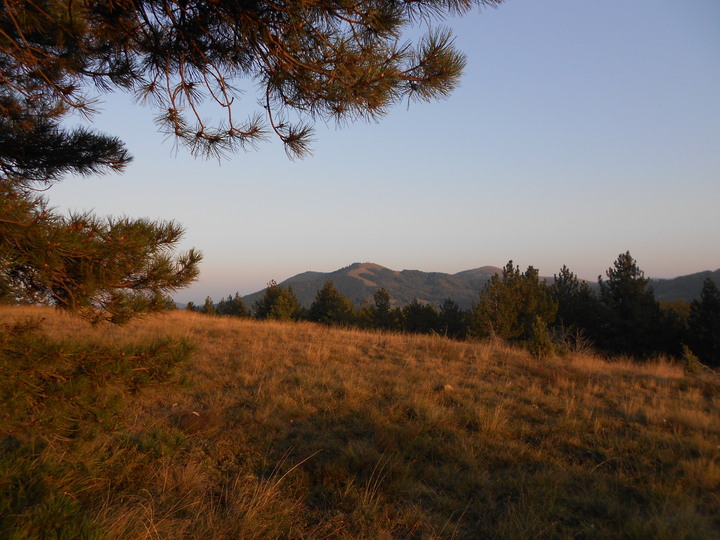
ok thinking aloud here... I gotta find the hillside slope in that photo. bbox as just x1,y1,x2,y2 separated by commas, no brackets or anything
2,306,718,538
651,269,720,301
240,263,720,309
243,262,503,309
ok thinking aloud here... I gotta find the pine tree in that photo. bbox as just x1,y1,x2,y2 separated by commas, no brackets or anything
1,0,502,159
201,296,216,315
439,298,469,339
597,252,678,358
688,278,720,367
216,293,250,318
471,261,557,342
0,186,201,323
254,280,302,321
308,280,356,326
2,0,502,322
401,300,441,335
550,265,603,346
362,287,398,330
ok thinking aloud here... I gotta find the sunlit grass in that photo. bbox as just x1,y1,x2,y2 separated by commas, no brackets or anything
1,305,718,538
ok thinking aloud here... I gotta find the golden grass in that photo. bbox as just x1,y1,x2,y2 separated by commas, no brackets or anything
1,305,719,538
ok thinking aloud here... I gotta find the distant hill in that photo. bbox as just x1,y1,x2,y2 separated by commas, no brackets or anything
650,269,720,302
240,263,720,310
242,262,503,310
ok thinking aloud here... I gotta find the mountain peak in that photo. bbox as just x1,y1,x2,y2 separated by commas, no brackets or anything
454,266,503,277
243,262,493,309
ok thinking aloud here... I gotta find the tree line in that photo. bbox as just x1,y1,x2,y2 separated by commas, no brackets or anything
187,252,720,368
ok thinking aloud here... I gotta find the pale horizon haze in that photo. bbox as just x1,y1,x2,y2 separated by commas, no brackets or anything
49,0,720,303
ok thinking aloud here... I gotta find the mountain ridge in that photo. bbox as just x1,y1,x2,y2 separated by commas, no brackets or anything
242,262,503,310
240,262,720,310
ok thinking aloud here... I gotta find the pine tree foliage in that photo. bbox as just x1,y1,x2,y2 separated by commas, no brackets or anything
201,295,216,315
472,261,557,341
550,265,603,339
401,299,440,334
361,287,397,330
1,0,503,159
254,280,302,321
439,298,468,339
0,184,201,323
688,278,720,367
597,251,676,358
216,293,250,318
308,280,355,326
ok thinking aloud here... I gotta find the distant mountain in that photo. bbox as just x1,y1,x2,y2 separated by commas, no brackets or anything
650,269,720,302
242,262,503,310
240,263,720,311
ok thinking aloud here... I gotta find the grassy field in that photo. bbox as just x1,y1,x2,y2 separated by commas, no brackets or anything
1,305,718,539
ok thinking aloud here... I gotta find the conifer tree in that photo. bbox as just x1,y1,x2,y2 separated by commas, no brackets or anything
216,293,250,318
308,280,356,326
597,252,678,358
550,265,603,345
0,185,201,323
254,280,302,321
439,298,469,339
362,287,398,330
471,262,556,341
1,0,502,159
688,278,720,367
401,300,441,335
201,296,216,315
2,0,502,322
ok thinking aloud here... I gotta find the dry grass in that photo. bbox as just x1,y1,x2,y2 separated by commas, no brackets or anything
1,305,719,539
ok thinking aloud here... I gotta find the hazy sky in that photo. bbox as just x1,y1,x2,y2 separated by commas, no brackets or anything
50,0,720,303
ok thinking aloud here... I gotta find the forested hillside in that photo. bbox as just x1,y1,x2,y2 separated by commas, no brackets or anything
242,263,502,309
652,269,720,301
194,253,720,367
240,263,719,310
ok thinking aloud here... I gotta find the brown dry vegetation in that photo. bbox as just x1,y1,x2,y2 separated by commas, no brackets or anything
1,305,719,539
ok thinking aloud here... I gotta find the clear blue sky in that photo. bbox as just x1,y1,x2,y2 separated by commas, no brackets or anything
50,0,720,303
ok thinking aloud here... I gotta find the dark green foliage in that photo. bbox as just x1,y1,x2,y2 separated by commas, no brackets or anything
216,293,250,318
551,265,603,336
254,280,303,321
401,300,441,334
202,296,217,316
660,299,691,324
372,288,395,329
308,281,356,326
597,252,681,358
359,288,400,330
0,0,206,323
652,269,720,302
688,278,720,367
528,315,554,360
0,155,201,325
471,262,557,343
438,298,470,339
681,345,703,375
